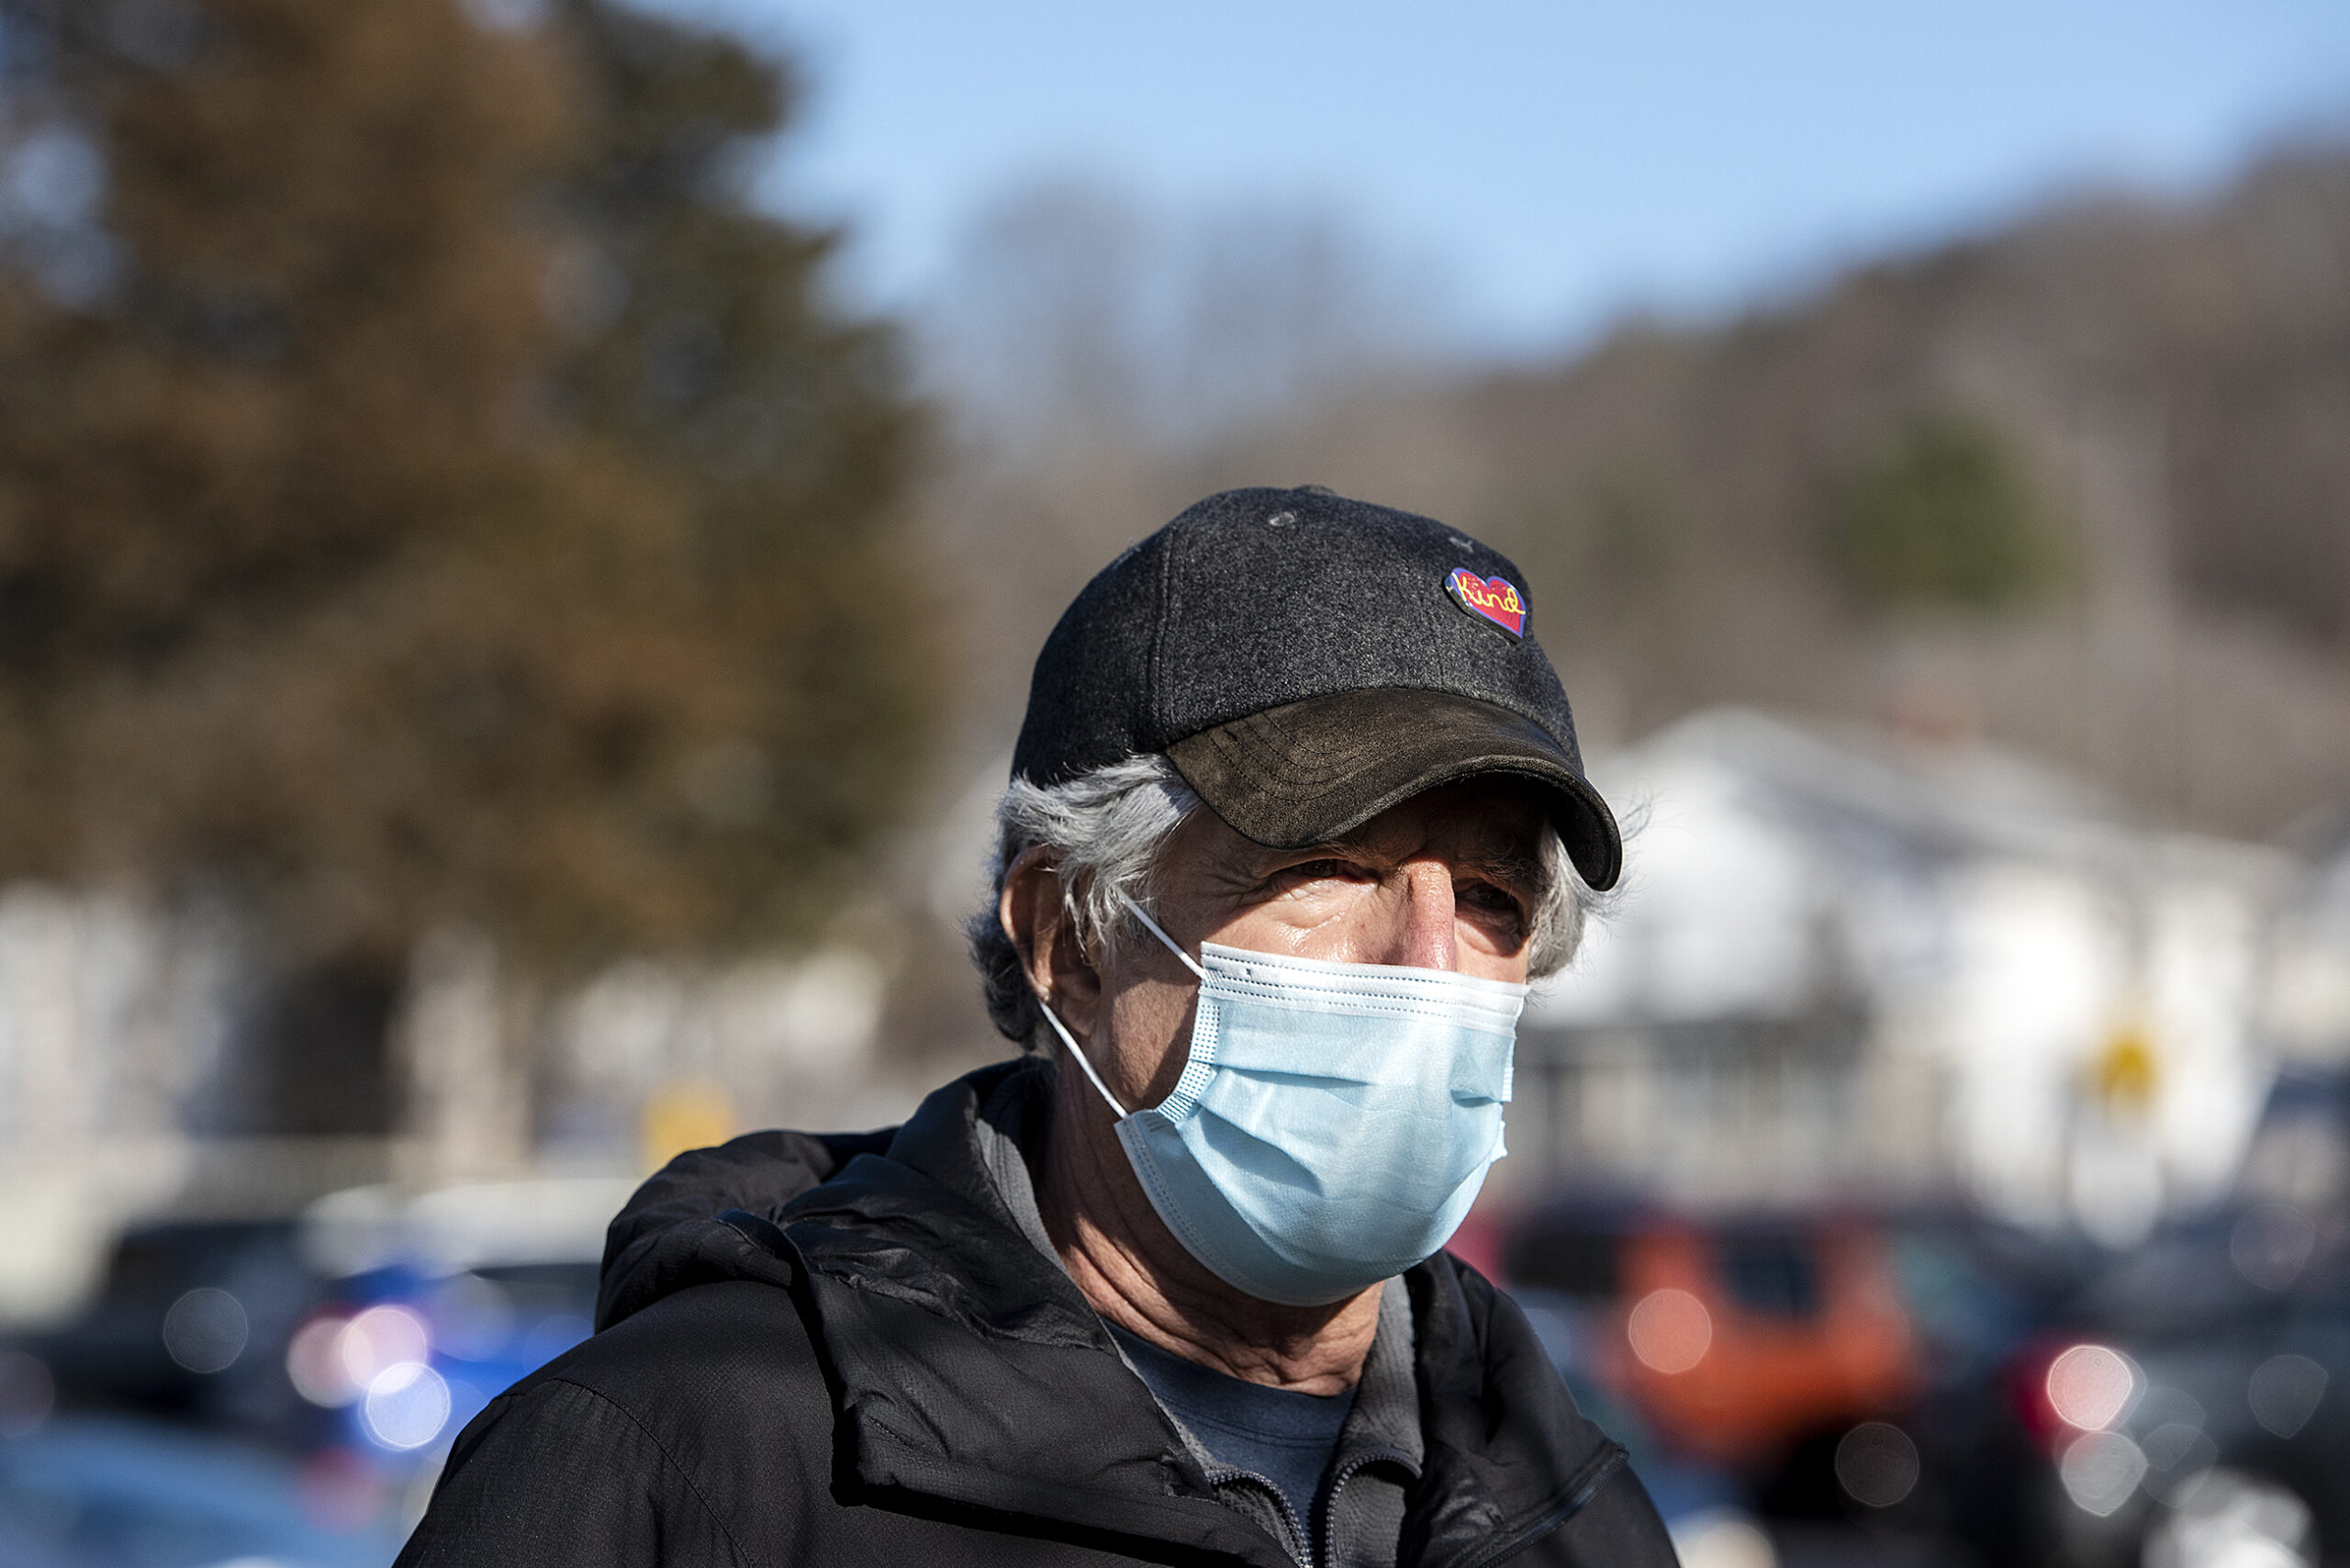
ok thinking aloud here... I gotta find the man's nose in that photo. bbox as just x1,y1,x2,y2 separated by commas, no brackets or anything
1372,861,1458,972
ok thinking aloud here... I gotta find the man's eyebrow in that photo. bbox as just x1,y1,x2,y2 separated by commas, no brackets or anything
1455,846,1550,896
1252,837,1549,895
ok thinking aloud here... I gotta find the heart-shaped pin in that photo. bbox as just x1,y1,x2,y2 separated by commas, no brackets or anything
1446,567,1525,637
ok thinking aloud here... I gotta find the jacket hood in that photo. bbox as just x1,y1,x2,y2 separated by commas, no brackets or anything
597,1118,895,1332
595,1058,1628,1567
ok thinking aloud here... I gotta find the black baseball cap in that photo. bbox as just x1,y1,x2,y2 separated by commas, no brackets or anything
1011,486,1622,890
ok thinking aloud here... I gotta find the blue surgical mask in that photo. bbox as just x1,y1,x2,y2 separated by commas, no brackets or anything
1040,898,1527,1306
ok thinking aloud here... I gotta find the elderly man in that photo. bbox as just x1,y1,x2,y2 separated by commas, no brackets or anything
398,487,1675,1567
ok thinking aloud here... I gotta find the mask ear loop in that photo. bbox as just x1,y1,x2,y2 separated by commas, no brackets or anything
1037,895,1208,1122
1040,1001,1130,1120
1120,894,1208,980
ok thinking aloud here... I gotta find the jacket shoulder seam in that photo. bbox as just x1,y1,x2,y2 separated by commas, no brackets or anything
1456,1441,1630,1568
539,1373,757,1568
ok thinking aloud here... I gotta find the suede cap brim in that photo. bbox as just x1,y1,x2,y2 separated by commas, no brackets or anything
1165,689,1622,891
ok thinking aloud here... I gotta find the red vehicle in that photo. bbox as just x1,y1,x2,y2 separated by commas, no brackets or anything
1498,1206,1923,1468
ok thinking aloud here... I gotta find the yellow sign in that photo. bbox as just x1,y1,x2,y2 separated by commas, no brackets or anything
2090,1022,2158,1116
642,1082,735,1173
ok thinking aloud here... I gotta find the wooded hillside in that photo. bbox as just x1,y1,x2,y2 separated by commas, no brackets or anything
926,146,2350,846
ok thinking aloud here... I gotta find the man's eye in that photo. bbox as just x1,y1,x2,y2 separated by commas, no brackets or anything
1288,859,1351,881
1459,881,1524,919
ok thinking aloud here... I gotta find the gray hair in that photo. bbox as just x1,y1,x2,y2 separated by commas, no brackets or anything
967,754,1592,1047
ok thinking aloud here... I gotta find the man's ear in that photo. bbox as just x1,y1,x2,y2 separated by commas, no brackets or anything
1001,846,1103,1038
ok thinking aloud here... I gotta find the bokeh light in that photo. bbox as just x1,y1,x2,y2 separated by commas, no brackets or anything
161,1286,249,1374
2145,1469,2316,1568
2230,1204,2318,1293
2058,1430,2148,1517
1833,1421,1920,1508
2247,1354,2329,1439
286,1313,361,1407
1627,1288,1713,1374
363,1361,453,1450
341,1305,431,1387
2045,1343,2136,1431
1671,1510,1779,1568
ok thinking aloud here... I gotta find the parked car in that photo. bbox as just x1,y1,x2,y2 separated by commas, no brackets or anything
20,1218,328,1443
1,1177,637,1565
1500,1200,2108,1565
285,1178,632,1465
2002,1202,2347,1568
1504,1203,1922,1466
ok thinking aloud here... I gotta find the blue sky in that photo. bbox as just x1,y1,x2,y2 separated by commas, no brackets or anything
644,0,2350,355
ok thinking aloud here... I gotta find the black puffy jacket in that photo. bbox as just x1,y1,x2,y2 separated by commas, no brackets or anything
395,1058,1678,1568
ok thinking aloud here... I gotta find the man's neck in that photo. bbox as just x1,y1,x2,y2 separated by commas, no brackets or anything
1035,1062,1380,1396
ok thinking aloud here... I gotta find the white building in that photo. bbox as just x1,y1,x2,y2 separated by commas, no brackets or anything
1506,709,2292,1244
0,899,903,1327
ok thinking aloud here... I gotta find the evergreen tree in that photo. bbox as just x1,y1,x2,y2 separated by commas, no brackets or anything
0,0,933,1132
1828,412,2060,615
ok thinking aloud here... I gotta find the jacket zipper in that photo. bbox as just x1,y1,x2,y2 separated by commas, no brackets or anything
1203,1464,1313,1567
1315,1446,1417,1568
